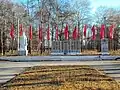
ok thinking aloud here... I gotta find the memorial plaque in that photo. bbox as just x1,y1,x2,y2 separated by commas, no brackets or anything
51,40,81,55
101,38,109,55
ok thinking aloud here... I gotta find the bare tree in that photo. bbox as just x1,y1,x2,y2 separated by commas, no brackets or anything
0,0,31,55
94,6,120,50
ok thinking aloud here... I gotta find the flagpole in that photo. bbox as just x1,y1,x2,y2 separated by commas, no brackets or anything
41,0,43,54
28,36,31,54
48,6,51,54
1,21,3,56
0,25,2,55
48,24,50,54
11,34,14,54
104,17,107,38
17,18,19,53
94,26,95,50
27,0,31,55
40,24,43,54
37,25,39,52
3,20,6,55
12,12,15,54
77,12,82,53
28,25,31,54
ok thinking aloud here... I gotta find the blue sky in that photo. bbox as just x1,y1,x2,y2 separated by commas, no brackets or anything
91,0,120,12
91,0,120,7
13,0,120,11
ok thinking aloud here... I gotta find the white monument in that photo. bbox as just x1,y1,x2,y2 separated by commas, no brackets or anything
101,38,109,55
18,32,28,56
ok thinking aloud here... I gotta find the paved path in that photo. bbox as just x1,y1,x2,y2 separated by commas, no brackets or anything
0,60,120,85
0,55,120,61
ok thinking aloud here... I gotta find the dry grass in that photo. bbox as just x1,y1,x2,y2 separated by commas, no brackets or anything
1,49,120,56
81,49,120,55
109,49,120,55
28,51,50,56
81,50,100,55
0,65,120,90
0,50,50,56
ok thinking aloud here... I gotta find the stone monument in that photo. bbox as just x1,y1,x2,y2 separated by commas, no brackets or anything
51,40,81,55
101,38,109,55
18,32,28,56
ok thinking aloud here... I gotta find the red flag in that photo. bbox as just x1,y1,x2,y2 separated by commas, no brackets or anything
10,24,14,40
39,25,42,41
29,24,32,40
100,24,105,39
91,25,96,40
83,24,87,37
72,26,77,40
64,24,69,40
19,24,23,36
47,24,50,40
109,24,114,39
55,25,59,40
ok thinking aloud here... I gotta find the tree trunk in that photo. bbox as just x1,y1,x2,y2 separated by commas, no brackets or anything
3,32,6,55
0,29,2,54
51,25,54,41
28,40,31,54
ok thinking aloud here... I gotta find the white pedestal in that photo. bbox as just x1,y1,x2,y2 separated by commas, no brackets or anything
18,50,28,56
101,52,109,56
101,38,109,55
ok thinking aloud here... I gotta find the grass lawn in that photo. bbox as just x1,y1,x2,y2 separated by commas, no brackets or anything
0,65,120,90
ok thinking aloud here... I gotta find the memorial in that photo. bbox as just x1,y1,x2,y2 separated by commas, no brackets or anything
51,40,81,55
101,38,109,55
18,32,28,56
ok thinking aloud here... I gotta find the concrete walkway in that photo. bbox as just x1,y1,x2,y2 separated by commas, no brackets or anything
0,60,120,85
0,55,119,61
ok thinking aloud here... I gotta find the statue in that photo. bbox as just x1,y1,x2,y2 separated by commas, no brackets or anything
18,32,28,56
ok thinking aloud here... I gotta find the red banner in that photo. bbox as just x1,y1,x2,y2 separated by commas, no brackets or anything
39,25,42,41
47,24,50,40
109,24,114,39
100,24,105,39
91,25,96,40
83,24,87,37
10,24,14,40
19,24,23,36
64,24,69,40
72,26,77,40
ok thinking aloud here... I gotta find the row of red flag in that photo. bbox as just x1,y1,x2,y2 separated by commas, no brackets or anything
10,24,115,41
10,24,33,40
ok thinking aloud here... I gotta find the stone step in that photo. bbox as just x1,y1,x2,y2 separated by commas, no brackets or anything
0,76,15,84
107,74,120,77
104,70,120,74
